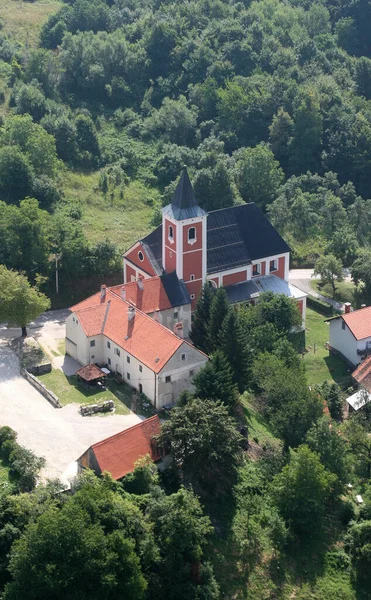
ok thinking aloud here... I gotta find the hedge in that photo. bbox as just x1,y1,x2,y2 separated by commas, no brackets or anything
307,295,334,316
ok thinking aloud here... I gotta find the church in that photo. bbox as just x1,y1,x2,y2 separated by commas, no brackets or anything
123,167,307,321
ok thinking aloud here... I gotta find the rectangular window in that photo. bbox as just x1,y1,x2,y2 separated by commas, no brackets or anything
189,369,194,376
114,348,120,356
252,264,260,276
169,225,174,239
139,365,143,373
165,375,171,383
190,274,195,281
342,321,346,330
269,259,278,272
127,372,130,380
76,320,78,325
107,341,111,349
108,357,111,365
73,317,75,323
90,340,95,347
181,353,186,361
174,311,179,320
91,355,95,360
127,356,130,363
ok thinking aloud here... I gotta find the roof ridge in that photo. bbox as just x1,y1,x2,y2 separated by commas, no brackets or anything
101,300,111,333
208,202,255,215
91,415,160,450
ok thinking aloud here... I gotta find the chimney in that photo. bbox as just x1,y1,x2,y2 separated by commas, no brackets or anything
100,284,107,300
121,287,126,301
137,275,144,291
128,305,135,322
344,302,351,314
153,309,160,322
174,322,184,339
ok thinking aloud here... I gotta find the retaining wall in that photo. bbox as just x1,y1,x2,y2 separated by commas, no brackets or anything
22,369,62,409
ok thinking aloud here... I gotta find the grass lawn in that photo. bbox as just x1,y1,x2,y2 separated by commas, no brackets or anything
311,279,356,304
62,170,160,252
239,393,281,449
301,308,352,388
37,369,132,415
0,0,62,49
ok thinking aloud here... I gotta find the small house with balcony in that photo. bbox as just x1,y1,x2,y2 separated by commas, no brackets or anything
327,305,371,366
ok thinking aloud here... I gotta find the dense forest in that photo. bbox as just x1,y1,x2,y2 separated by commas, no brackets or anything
1,0,371,303
2,0,371,598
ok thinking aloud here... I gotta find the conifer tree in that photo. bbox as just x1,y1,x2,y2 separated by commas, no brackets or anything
193,350,239,407
207,288,230,352
220,310,249,392
189,282,213,353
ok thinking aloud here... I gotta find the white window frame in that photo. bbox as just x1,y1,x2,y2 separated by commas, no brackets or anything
269,259,278,272
168,224,174,243
138,251,144,262
252,263,261,277
181,353,186,361
188,227,196,245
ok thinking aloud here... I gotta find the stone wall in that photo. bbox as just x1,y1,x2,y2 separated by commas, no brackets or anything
22,369,61,409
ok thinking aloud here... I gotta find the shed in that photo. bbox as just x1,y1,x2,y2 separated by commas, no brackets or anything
345,389,371,412
76,363,107,383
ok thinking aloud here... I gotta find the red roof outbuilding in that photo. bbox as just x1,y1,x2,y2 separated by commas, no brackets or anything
341,306,371,340
77,415,162,480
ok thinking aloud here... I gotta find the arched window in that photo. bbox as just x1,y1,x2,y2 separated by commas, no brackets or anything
169,225,174,239
138,251,144,262
188,227,196,243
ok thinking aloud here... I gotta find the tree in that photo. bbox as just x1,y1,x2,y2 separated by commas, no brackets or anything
189,282,214,353
289,91,323,175
349,520,371,586
160,398,242,494
220,309,250,392
0,146,33,203
146,487,219,600
235,143,284,210
3,476,149,600
0,266,50,337
351,250,371,303
207,287,230,352
345,419,371,479
193,350,239,407
252,291,302,333
306,417,348,484
271,445,337,536
268,108,293,172
314,254,344,298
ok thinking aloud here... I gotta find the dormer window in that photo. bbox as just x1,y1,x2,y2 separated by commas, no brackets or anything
169,225,174,240
188,227,196,244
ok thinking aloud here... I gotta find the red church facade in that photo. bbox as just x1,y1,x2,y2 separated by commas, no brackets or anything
123,169,306,320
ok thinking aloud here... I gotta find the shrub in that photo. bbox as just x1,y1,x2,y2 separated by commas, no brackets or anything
307,294,334,316
0,425,17,447
9,445,45,491
0,439,17,460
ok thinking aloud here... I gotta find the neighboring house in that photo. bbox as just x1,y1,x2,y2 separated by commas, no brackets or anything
123,167,307,320
327,305,371,366
66,285,208,409
77,415,163,480
352,355,371,392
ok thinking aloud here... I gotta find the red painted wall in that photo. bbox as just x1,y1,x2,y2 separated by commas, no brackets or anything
261,262,266,276
165,247,176,273
126,264,136,282
277,256,285,280
222,270,247,286
186,279,203,310
124,246,155,277
183,250,203,282
297,300,303,315
182,221,203,253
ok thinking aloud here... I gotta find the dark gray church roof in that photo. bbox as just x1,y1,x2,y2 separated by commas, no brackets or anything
161,272,191,307
139,203,290,276
162,168,207,221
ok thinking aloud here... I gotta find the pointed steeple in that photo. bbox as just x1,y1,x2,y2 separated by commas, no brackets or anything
163,167,206,221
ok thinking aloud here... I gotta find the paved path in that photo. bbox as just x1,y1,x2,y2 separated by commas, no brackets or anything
0,343,141,483
289,269,347,311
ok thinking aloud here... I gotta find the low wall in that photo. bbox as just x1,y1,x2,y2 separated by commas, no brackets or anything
22,369,62,409
27,363,52,376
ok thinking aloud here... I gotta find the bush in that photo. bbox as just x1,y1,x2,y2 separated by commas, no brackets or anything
9,445,45,492
307,294,334,316
0,425,17,447
340,499,356,526
0,438,17,460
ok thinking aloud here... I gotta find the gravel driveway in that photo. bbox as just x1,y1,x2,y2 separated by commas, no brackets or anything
0,343,142,483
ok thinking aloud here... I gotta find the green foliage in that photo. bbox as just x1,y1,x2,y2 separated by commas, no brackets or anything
348,520,371,586
160,398,242,495
193,350,239,407
0,265,50,335
220,309,250,392
306,416,348,483
235,144,284,210
189,282,213,353
207,287,230,352
314,254,344,298
271,445,337,536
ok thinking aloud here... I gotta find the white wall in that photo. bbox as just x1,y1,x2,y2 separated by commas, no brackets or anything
329,318,360,365
150,304,192,338
65,313,90,365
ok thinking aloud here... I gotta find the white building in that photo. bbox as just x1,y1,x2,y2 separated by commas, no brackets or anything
327,305,371,366
66,285,208,409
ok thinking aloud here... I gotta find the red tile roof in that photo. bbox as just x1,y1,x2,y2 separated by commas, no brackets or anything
353,356,371,392
70,288,206,373
76,363,106,382
91,415,162,480
109,278,172,313
341,306,371,340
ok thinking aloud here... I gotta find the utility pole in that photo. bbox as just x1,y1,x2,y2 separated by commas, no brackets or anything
55,254,60,294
